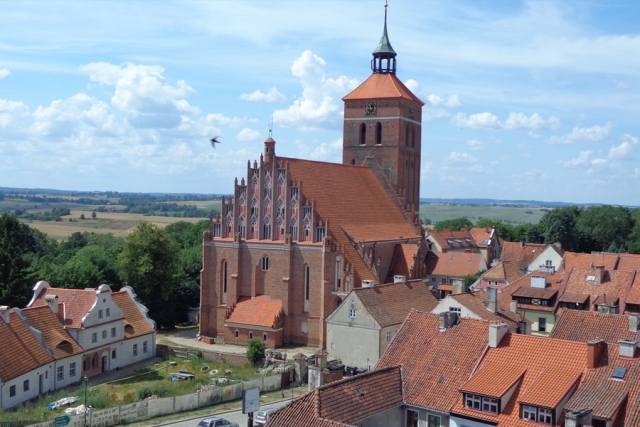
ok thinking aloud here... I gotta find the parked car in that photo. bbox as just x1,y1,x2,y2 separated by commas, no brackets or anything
197,417,239,427
255,408,275,424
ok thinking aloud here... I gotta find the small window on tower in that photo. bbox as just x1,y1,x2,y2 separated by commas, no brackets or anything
359,123,366,145
375,122,382,145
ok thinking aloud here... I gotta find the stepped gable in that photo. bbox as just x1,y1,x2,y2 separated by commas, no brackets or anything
561,251,619,273
343,73,423,104
550,309,638,344
451,333,587,427
0,309,54,382
267,366,403,427
111,290,156,338
226,295,283,328
21,304,83,359
375,311,490,412
500,242,546,271
354,282,438,328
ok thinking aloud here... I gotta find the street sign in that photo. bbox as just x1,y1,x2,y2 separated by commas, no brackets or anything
54,415,71,427
242,387,260,414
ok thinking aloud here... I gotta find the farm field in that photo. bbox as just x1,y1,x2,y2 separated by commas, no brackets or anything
420,203,548,226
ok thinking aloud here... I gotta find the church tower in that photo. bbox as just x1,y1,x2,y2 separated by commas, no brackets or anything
342,3,424,220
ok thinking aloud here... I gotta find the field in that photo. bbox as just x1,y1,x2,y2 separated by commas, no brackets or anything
420,204,548,226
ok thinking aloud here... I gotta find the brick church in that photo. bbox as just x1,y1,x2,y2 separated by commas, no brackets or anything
199,6,427,348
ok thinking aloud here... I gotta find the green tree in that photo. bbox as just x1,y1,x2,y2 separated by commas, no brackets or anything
628,209,640,254
577,205,633,252
434,217,473,231
464,271,485,291
80,213,85,220
475,218,515,242
0,214,35,307
537,206,586,252
92,211,97,219
246,338,265,366
118,222,180,329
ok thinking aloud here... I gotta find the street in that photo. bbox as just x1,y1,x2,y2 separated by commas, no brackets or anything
159,399,292,427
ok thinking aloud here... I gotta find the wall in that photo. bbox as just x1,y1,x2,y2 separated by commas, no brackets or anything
53,355,84,389
432,296,484,321
354,405,402,427
523,310,555,336
1,367,52,410
450,415,496,427
403,405,450,427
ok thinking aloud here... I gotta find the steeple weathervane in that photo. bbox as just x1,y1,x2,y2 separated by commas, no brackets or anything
372,2,397,74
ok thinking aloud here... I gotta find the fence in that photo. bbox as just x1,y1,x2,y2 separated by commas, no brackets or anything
25,374,286,427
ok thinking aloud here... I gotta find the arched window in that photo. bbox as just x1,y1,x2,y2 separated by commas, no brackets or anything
262,333,267,341
249,331,253,339
344,276,351,292
335,256,342,291
304,265,310,312
261,255,270,271
359,123,366,145
221,260,228,304
234,330,239,338
375,122,382,145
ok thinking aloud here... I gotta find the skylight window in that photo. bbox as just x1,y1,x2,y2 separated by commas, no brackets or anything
612,367,627,380
587,275,596,281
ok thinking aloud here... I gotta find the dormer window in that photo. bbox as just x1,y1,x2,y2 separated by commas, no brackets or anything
464,394,498,414
521,405,552,425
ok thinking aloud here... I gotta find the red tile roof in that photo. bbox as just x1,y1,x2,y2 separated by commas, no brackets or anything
427,229,477,250
625,273,640,306
29,287,97,329
426,251,485,277
376,311,490,412
226,295,283,328
267,366,403,427
353,282,438,328
447,291,525,330
0,309,54,382
483,261,524,283
21,304,83,359
561,251,619,273
387,243,419,279
563,267,634,310
500,242,547,271
342,73,424,104
451,334,587,427
460,365,526,399
617,253,640,271
549,309,638,344
469,228,495,248
497,270,569,311
111,290,156,338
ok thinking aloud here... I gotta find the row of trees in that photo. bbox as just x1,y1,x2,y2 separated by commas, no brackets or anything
0,213,208,329
433,205,640,254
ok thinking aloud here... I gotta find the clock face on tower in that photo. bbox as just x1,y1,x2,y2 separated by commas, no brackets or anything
365,101,377,116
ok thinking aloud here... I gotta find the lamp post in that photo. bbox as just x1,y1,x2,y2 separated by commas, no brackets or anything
83,375,89,427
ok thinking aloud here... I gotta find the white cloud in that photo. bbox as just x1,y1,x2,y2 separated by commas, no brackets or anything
591,158,607,165
273,50,358,131
203,113,246,128
561,150,592,168
235,128,261,142
443,151,478,166
80,62,198,128
547,122,612,144
295,137,342,162
608,134,638,160
0,99,30,128
240,87,286,102
453,112,560,130
427,94,461,108
405,79,419,93
0,69,9,79
420,162,435,181
466,140,483,151
452,112,501,129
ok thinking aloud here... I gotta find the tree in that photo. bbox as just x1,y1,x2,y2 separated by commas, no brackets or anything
434,217,473,231
92,211,96,219
246,338,265,366
577,205,633,252
537,206,586,252
118,222,180,329
80,213,85,220
475,218,515,242
0,214,36,307
464,271,485,291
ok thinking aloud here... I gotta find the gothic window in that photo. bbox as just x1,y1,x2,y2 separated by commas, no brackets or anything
375,122,382,145
290,187,299,199
251,197,259,218
335,256,342,291
316,227,326,241
263,216,272,240
251,176,258,188
344,276,351,292
261,255,270,271
304,265,310,312
359,123,366,145
290,219,298,241
303,218,311,240
221,260,227,304
277,175,285,187
238,186,246,198
277,198,285,218
237,216,246,239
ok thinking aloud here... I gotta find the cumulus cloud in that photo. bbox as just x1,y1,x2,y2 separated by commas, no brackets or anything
295,137,343,162
547,122,612,144
273,50,358,131
0,99,30,128
453,112,560,130
608,134,638,160
427,94,462,108
0,69,9,79
80,62,198,128
443,151,478,166
466,140,483,151
240,87,286,102
235,128,261,142
561,150,592,168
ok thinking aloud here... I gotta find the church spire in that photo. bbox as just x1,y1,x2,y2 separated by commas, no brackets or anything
371,2,397,74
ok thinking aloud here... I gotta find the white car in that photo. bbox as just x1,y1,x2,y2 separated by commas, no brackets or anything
255,408,275,424
197,417,239,427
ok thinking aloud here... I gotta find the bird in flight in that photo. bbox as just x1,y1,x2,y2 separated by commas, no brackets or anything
210,137,221,148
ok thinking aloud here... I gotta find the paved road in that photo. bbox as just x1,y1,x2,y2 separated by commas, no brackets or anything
160,400,292,427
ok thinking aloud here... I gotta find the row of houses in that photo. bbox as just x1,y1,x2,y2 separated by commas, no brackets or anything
0,281,156,409
270,309,640,427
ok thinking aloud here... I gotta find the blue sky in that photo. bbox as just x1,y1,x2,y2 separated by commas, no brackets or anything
2,1,640,205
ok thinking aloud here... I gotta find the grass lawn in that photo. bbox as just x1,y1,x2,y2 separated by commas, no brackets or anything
0,357,268,423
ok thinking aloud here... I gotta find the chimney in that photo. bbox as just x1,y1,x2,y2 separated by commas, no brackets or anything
519,241,524,248
0,306,9,324
489,323,509,348
565,409,592,427
510,300,518,313
362,280,376,288
595,265,604,284
630,314,639,333
618,339,638,358
587,339,606,369
45,294,59,314
485,288,497,314
452,282,463,295
439,312,458,332
393,275,406,283
518,320,528,335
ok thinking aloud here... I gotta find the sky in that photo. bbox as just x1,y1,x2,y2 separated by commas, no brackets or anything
1,1,640,205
